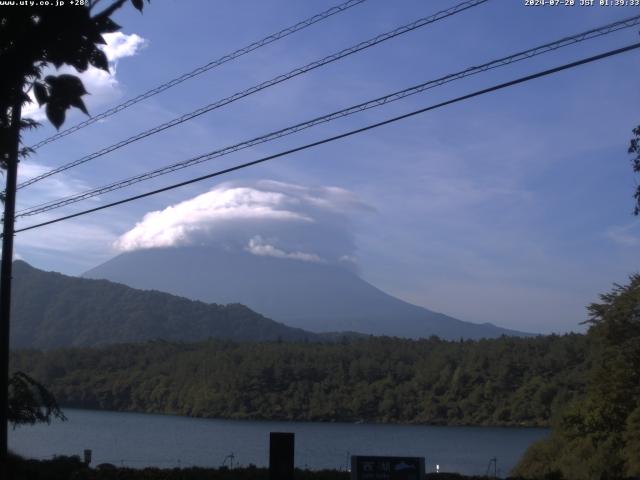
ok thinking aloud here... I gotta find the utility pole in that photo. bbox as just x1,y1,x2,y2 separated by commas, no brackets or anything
0,82,23,475
0,2,148,474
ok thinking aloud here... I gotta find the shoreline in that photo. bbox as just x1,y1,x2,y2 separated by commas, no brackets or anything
9,454,511,479
54,405,553,430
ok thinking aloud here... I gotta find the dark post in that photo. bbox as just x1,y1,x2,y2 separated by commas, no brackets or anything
269,432,294,480
0,87,23,477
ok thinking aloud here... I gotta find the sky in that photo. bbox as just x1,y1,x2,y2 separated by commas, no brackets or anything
14,0,640,335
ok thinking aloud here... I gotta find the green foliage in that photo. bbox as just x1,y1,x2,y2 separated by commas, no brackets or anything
11,334,589,427
622,406,640,475
8,453,352,480
511,434,566,479
11,261,318,348
8,371,66,428
628,126,640,215
514,275,640,479
39,74,89,129
6,454,508,480
0,0,149,136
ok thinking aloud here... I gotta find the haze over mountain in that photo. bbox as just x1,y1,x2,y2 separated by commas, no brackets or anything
11,260,319,349
84,246,532,340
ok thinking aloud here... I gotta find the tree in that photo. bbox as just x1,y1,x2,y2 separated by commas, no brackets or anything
515,127,640,479
8,372,65,428
628,126,640,215
0,0,150,473
514,275,640,479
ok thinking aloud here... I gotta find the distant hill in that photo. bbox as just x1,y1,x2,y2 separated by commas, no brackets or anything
11,260,319,349
84,246,534,340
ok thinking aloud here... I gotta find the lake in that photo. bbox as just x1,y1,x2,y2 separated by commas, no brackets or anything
9,408,548,476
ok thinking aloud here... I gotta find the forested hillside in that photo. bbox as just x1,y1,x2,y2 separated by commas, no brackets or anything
11,260,319,348
514,275,640,478
12,334,589,427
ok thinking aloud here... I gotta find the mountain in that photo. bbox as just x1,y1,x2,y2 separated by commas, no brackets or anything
11,260,320,349
84,246,533,340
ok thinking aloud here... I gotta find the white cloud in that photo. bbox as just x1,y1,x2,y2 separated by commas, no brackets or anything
605,222,640,247
22,32,147,121
15,161,94,214
101,32,147,62
339,255,357,263
17,221,116,254
114,180,371,265
246,236,324,263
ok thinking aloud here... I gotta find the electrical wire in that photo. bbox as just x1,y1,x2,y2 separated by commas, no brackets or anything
15,13,640,218
17,0,489,190
14,41,640,234
26,0,369,151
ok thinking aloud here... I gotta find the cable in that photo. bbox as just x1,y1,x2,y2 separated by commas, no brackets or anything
26,0,369,151
15,14,640,218
14,42,640,234
16,13,638,216
17,0,489,190
19,0,487,188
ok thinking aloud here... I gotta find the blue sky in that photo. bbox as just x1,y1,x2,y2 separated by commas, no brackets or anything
15,0,640,334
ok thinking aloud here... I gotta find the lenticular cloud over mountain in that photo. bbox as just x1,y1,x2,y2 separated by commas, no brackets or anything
114,180,371,265
92,180,532,339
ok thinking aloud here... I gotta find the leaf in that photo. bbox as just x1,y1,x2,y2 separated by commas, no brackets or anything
86,23,108,45
42,75,90,127
94,15,121,34
19,146,35,159
69,96,89,116
19,91,31,105
8,372,66,427
44,75,57,86
131,0,144,12
69,54,90,73
93,34,108,45
33,82,48,106
45,102,66,130
89,48,109,72
20,119,41,130
48,74,88,97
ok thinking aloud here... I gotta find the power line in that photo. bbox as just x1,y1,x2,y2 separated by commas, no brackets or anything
17,0,489,190
17,13,639,216
26,0,369,151
14,42,640,235
15,14,640,218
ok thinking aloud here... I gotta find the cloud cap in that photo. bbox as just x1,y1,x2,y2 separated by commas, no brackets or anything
114,180,372,266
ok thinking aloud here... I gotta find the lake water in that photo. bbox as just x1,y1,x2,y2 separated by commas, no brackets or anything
9,408,548,476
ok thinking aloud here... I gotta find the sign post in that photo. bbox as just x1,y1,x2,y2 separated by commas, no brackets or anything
83,449,92,466
351,455,425,480
269,432,294,480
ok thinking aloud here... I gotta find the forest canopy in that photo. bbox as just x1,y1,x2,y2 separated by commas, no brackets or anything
514,275,640,479
12,334,589,427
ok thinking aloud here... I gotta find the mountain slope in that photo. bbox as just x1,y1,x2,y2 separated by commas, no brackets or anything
84,247,533,340
11,260,319,349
